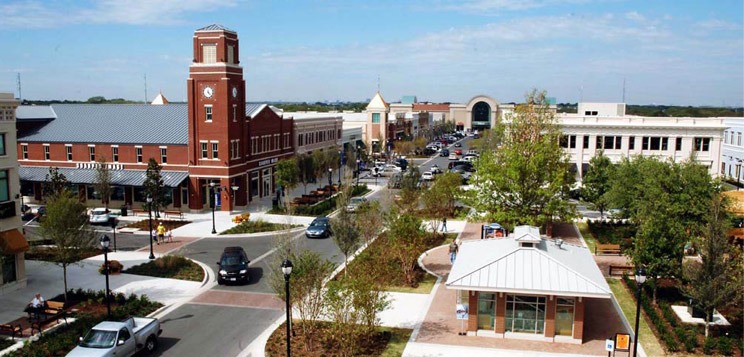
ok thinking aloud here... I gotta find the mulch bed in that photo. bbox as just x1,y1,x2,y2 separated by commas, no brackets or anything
122,219,190,231
25,248,101,261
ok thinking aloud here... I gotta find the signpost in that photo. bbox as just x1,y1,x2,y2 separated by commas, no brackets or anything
605,339,615,357
455,304,468,336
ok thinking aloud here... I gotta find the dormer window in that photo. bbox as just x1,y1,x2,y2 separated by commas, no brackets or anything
520,242,535,248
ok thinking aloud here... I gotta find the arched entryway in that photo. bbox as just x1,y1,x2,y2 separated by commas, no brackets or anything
472,101,491,130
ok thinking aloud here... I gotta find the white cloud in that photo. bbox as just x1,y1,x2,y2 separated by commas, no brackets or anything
0,0,239,29
421,0,591,13
625,11,645,22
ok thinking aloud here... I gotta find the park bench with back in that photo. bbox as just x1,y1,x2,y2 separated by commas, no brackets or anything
0,323,22,340
595,243,622,255
29,301,68,335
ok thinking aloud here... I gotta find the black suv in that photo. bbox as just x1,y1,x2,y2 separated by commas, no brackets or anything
217,246,250,285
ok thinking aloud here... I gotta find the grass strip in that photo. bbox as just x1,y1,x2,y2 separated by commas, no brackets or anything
607,278,665,357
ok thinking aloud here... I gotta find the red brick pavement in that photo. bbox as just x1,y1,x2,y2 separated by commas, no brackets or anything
136,236,199,255
189,290,284,310
416,221,629,355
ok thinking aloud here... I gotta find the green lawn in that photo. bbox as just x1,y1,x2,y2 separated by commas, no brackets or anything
576,221,597,254
379,327,413,357
607,279,666,357
387,273,437,294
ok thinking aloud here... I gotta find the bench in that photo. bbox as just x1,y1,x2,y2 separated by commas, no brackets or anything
132,208,147,216
30,301,68,334
0,323,22,340
609,265,634,276
164,210,183,219
595,243,622,255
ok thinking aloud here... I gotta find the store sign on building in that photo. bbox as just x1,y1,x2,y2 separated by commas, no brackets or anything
258,158,278,167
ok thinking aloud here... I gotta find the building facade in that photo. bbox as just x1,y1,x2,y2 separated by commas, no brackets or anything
16,25,296,212
0,93,28,294
721,118,744,184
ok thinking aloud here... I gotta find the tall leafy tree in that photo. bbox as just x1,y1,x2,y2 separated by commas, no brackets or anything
386,213,427,286
311,150,328,188
296,153,315,193
43,167,69,200
93,157,112,209
331,206,361,275
581,150,614,218
683,194,742,337
356,200,384,245
143,158,166,216
467,90,575,227
275,158,300,209
421,172,462,233
39,189,96,304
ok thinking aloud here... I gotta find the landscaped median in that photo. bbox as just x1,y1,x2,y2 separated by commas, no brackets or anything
123,255,204,282
220,219,302,235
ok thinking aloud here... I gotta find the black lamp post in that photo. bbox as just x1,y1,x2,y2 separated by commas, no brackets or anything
281,259,293,357
338,150,343,185
328,168,332,191
110,218,118,252
210,182,217,234
633,268,647,357
147,195,154,259
100,234,112,319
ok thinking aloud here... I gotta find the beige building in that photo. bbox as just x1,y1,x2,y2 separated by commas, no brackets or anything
0,92,28,294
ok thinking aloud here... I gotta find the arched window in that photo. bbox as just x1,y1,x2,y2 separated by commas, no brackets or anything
472,102,491,129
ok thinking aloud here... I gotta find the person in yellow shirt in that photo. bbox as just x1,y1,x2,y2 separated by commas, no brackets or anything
157,223,166,244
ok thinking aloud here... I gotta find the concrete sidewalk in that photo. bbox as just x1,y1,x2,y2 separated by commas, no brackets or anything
403,342,596,357
0,252,203,326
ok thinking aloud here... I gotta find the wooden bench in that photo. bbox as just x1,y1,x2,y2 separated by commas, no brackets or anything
132,208,147,216
0,323,22,340
30,301,68,334
164,210,183,219
609,265,634,276
595,243,622,255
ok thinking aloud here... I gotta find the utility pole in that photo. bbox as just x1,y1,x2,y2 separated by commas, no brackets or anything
17,73,22,101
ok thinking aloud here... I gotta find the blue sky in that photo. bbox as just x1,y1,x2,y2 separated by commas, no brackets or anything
1,0,742,106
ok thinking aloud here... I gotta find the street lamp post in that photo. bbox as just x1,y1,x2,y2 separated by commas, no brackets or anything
230,185,239,212
356,159,361,187
328,168,332,192
111,218,118,252
209,182,217,234
281,259,293,357
100,235,112,319
338,150,343,185
147,195,155,259
633,268,647,357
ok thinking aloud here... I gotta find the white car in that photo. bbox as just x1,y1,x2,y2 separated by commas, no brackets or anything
89,208,110,225
448,154,458,160
421,172,435,181
430,165,442,174
385,164,401,172
463,155,477,162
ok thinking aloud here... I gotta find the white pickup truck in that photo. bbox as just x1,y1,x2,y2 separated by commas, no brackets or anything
67,317,161,357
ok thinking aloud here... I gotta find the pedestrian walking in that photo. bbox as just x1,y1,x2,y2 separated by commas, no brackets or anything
151,228,158,245
442,217,448,232
157,222,166,244
166,230,174,243
448,240,459,264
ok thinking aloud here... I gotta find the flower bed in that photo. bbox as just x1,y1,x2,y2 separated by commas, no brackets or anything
123,255,204,282
220,219,301,235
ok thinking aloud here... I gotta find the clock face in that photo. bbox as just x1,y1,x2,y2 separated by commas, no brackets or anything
203,86,214,98
232,87,238,98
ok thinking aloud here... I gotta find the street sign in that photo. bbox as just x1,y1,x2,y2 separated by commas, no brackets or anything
615,333,631,352
605,339,615,352
455,304,468,320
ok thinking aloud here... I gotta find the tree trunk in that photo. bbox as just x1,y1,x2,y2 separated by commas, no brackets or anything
652,278,658,304
63,264,69,305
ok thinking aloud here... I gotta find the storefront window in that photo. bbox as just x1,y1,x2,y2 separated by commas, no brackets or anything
505,295,546,334
1,254,16,284
110,186,125,201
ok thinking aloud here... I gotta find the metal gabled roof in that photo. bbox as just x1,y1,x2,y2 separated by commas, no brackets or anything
446,237,611,298
16,106,57,121
19,166,188,187
245,103,267,118
196,24,235,32
18,104,188,145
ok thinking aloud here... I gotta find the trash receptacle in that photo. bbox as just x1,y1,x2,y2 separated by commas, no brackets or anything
120,205,128,217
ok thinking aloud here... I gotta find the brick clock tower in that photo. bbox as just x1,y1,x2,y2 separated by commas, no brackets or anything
187,24,247,211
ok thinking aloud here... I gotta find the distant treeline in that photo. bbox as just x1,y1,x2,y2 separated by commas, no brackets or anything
22,96,144,105
558,103,743,117
270,102,368,112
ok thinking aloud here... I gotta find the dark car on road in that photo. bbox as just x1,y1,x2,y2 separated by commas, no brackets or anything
217,246,250,285
306,217,332,238
440,149,450,157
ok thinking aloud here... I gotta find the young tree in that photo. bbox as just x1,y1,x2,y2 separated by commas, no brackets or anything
275,158,300,209
421,172,462,233
386,213,427,287
683,194,742,337
395,165,422,213
296,153,315,193
355,200,384,245
94,157,112,209
143,158,166,216
311,150,328,188
268,250,335,351
331,207,361,275
581,150,614,218
43,167,69,200
39,189,96,304
467,90,575,227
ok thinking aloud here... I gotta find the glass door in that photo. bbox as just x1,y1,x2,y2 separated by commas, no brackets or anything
477,293,496,330
555,298,575,336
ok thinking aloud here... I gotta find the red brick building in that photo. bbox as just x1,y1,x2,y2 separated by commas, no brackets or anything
16,25,294,212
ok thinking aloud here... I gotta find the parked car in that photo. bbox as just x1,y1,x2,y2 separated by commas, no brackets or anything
440,149,450,157
421,171,435,181
68,317,162,357
306,217,332,238
89,208,111,225
423,147,437,156
217,246,250,284
346,197,368,213
463,155,477,162
448,154,458,160
430,164,442,174
454,149,463,155
465,150,479,156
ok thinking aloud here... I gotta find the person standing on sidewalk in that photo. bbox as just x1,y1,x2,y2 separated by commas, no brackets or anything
448,240,459,264
442,217,448,232
151,228,158,245
157,222,166,244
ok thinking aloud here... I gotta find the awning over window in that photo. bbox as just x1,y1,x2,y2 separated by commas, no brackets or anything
19,167,189,188
0,229,29,254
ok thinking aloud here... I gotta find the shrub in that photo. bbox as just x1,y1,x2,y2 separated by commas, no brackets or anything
717,337,733,356
703,337,717,355
123,255,204,282
98,260,124,274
